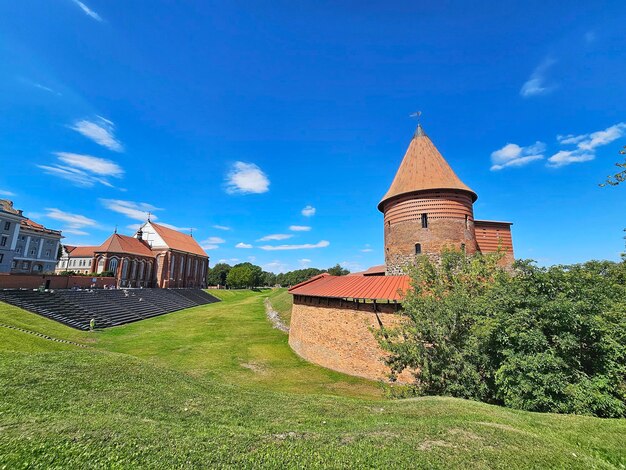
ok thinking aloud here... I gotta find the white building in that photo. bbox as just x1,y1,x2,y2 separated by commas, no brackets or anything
0,200,27,273
11,218,63,274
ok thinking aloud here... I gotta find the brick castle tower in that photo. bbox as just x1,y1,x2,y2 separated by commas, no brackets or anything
379,124,480,274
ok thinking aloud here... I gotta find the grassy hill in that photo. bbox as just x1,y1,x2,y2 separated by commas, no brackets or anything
1,289,625,468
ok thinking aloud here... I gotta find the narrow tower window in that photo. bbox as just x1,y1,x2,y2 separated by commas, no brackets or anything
415,243,422,255
465,214,469,229
461,243,466,253
421,213,428,229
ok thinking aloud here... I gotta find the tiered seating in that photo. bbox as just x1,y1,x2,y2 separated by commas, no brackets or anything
170,289,222,306
0,288,220,330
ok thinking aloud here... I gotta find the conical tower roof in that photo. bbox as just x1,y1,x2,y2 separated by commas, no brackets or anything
378,125,477,212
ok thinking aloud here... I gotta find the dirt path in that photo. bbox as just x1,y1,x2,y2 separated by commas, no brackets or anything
263,298,289,333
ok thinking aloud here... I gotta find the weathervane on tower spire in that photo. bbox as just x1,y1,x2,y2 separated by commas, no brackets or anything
147,212,151,222
409,110,425,137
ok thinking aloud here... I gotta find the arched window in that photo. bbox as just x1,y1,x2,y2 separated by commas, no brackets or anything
121,259,129,279
170,255,176,278
139,261,145,280
131,260,137,279
421,213,428,229
97,257,105,273
415,243,422,255
108,257,119,274
179,257,185,278
146,262,152,281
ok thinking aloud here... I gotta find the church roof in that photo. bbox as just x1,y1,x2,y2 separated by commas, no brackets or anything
66,245,98,258
149,222,208,257
289,273,410,301
378,125,477,212
95,233,154,257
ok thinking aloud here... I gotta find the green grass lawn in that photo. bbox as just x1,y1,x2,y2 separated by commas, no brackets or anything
1,289,625,468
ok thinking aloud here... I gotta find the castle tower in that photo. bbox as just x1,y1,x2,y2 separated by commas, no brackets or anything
379,124,479,274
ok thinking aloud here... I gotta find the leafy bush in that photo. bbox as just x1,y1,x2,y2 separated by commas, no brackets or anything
378,251,626,417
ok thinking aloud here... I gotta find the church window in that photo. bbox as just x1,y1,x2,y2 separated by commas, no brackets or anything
170,255,176,278
109,258,119,274
121,259,129,279
421,213,428,229
415,243,422,255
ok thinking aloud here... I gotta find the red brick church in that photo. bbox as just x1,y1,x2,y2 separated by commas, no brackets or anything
57,221,208,288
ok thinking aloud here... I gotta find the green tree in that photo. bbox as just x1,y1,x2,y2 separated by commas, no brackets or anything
226,262,263,288
600,145,626,186
207,263,231,286
377,250,626,417
326,264,350,276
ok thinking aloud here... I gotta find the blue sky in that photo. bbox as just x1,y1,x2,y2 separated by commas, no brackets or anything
0,1,625,273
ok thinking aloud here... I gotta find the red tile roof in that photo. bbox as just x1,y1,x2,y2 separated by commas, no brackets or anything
349,264,386,276
95,233,154,257
20,218,62,235
378,125,477,211
289,273,410,301
150,222,207,257
67,245,98,258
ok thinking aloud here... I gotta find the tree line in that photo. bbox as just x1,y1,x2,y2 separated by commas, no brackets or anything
377,250,626,418
206,262,350,288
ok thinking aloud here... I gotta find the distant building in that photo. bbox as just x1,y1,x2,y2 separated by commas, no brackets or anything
11,219,63,274
0,199,62,274
57,221,209,288
0,200,26,273
56,246,98,274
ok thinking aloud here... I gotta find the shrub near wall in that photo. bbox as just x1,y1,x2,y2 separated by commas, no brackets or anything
378,251,626,417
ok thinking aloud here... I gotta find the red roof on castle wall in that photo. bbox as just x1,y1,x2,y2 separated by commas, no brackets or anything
289,273,410,301
378,126,477,211
150,222,207,257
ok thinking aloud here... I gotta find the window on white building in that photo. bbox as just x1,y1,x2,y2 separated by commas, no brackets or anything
0,236,6,247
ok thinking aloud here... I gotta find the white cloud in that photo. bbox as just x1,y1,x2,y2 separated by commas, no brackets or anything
361,248,373,253
264,261,290,273
0,189,15,197
549,122,626,167
159,222,196,232
257,233,293,241
70,117,122,152
71,0,102,22
127,223,142,232
340,261,363,272
200,237,226,250
490,142,545,171
32,82,61,96
236,242,253,249
100,199,161,221
301,205,316,217
39,152,123,187
62,229,89,236
298,258,312,267
520,58,556,97
289,225,311,232
45,208,97,228
54,152,123,177
218,258,240,264
225,162,269,194
260,240,330,251
213,225,231,231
